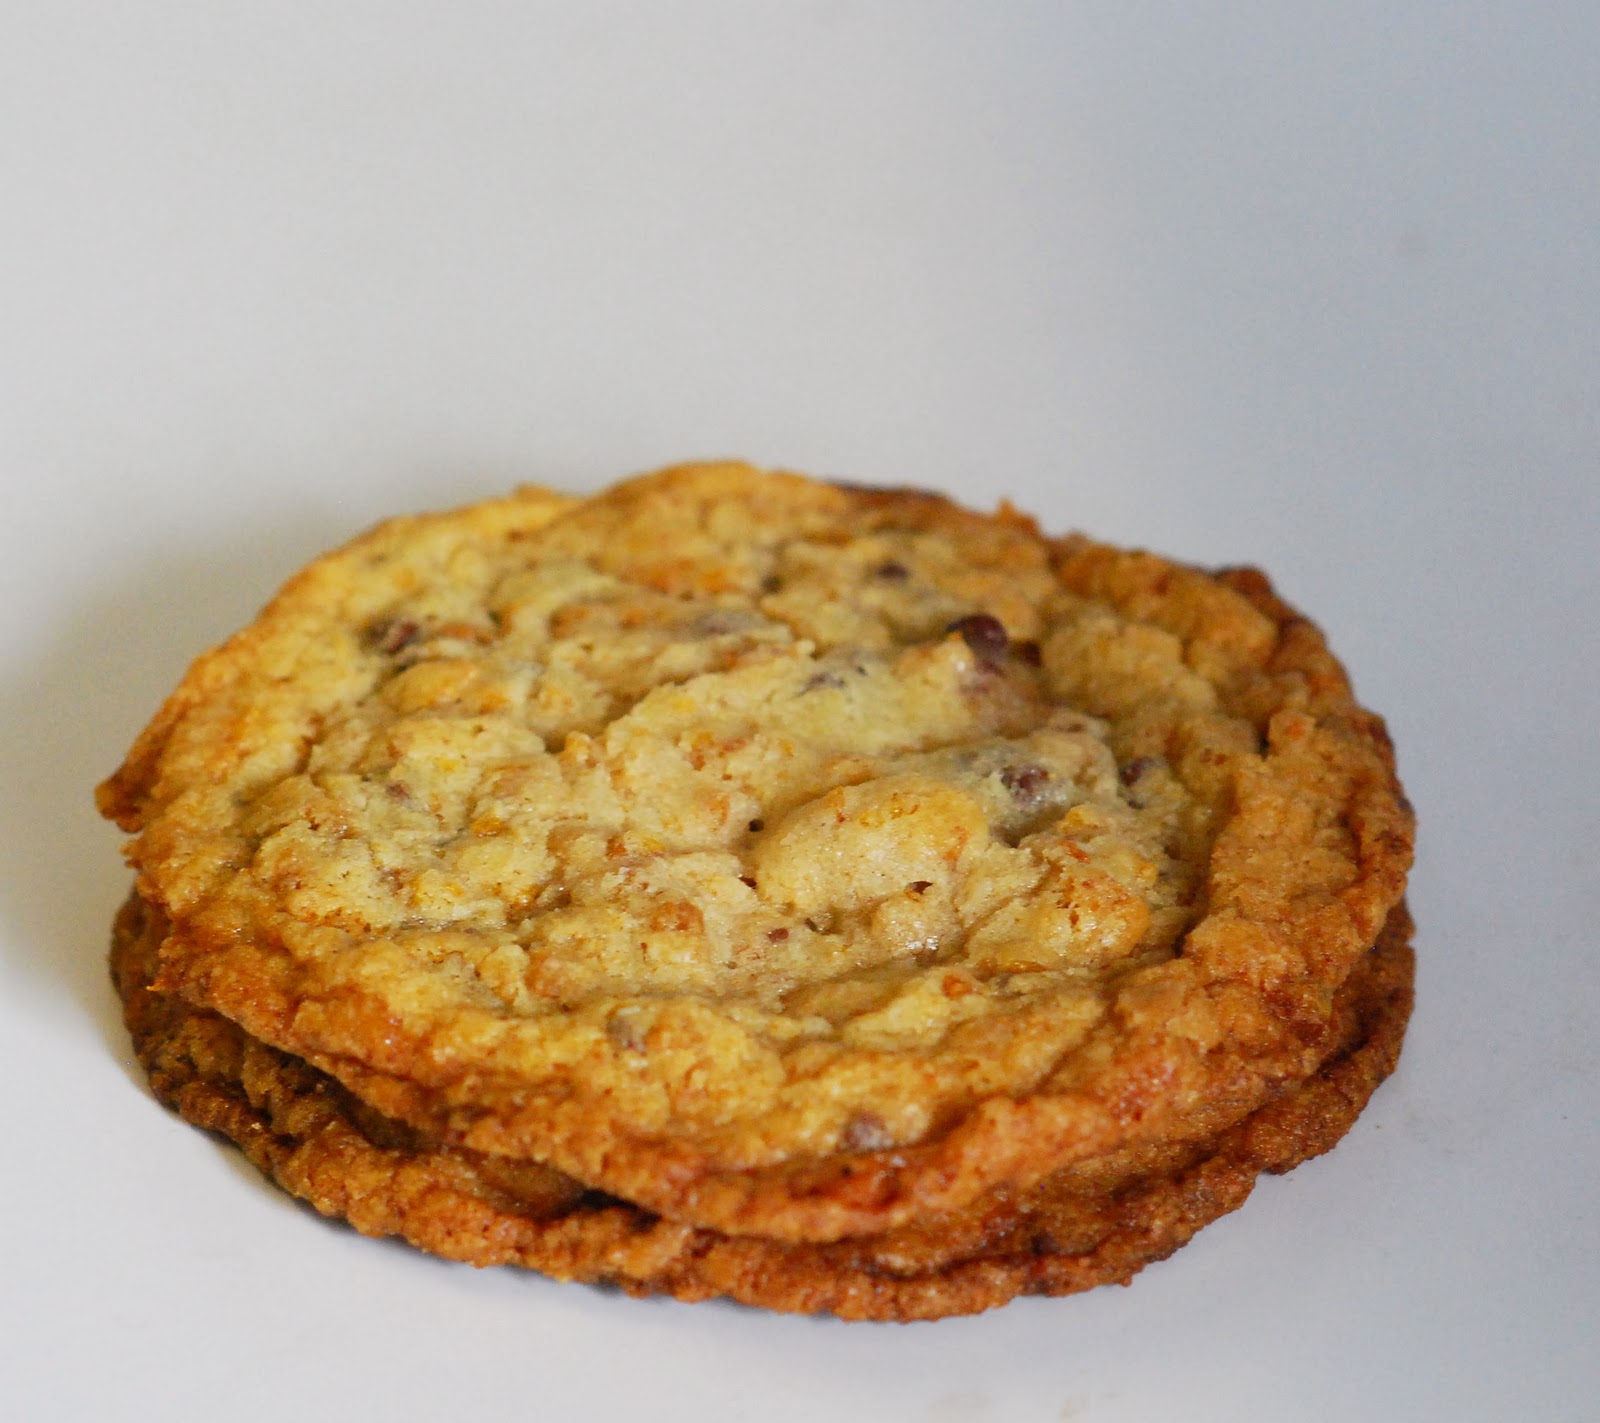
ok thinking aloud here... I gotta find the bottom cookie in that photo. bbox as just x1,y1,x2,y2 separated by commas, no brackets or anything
112,894,1413,1321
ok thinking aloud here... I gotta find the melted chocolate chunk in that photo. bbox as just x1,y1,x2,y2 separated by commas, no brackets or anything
840,1111,894,1152
947,613,1009,666
830,478,944,499
368,616,422,655
1119,756,1166,808
801,670,846,693
694,609,756,637
1000,763,1051,801
873,560,910,581
1118,756,1164,787
605,1013,648,1054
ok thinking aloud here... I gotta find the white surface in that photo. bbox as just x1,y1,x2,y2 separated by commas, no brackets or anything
2,5,1596,1420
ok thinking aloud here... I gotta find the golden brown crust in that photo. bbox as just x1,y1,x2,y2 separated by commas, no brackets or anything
112,891,1413,1321
99,465,1414,1242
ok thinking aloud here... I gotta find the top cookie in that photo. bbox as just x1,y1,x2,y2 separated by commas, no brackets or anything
99,463,1412,1241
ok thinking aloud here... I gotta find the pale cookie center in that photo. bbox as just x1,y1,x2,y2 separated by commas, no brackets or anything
241,514,1202,1054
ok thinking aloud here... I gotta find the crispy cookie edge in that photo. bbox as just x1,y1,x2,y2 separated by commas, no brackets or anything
110,892,1413,1321
100,467,1415,1242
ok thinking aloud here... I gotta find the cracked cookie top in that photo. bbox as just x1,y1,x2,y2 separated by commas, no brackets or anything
99,463,1412,1240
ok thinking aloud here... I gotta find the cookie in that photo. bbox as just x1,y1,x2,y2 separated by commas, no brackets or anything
98,463,1413,1241
112,890,1414,1321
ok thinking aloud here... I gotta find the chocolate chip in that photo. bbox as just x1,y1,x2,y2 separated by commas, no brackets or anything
1014,639,1043,667
841,1111,893,1152
801,670,845,693
946,613,1008,666
766,927,789,942
830,478,944,499
907,880,933,895
605,1013,647,1054
1119,756,1166,807
1000,763,1051,801
368,616,421,655
873,560,910,581
1118,756,1163,787
739,876,758,890
694,609,755,637
748,818,765,833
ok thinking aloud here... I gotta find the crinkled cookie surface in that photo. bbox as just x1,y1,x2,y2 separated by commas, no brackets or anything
99,463,1413,1240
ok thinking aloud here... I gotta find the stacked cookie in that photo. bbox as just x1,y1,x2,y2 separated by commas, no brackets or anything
100,464,1414,1320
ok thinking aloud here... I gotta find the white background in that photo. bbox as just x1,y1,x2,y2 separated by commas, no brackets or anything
2,5,1596,1420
